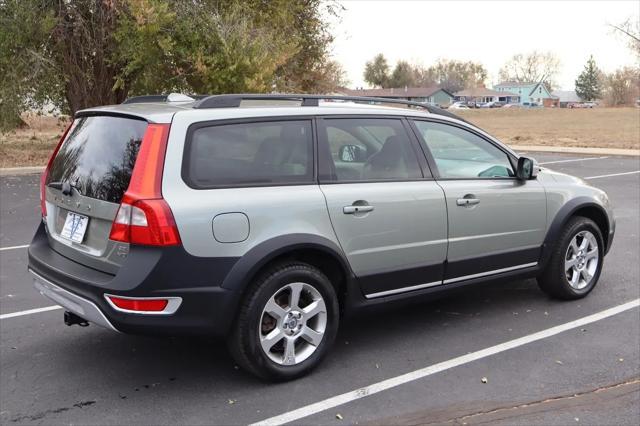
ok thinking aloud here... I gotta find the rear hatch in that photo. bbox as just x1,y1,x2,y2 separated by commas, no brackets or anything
43,115,148,274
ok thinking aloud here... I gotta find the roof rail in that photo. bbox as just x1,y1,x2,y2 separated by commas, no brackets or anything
192,94,467,122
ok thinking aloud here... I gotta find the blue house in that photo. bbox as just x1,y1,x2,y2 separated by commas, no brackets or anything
494,82,558,107
454,87,520,104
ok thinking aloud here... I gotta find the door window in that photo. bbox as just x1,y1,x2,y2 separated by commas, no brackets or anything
320,118,422,182
413,121,514,179
184,120,313,187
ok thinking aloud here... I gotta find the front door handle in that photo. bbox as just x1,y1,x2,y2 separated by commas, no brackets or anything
343,205,374,214
456,197,480,206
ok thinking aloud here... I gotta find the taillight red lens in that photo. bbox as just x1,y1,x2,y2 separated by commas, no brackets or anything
129,199,181,246
41,122,74,217
108,123,181,246
106,296,169,312
126,123,170,199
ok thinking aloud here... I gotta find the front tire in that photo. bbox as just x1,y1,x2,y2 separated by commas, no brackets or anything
227,262,339,381
538,216,604,300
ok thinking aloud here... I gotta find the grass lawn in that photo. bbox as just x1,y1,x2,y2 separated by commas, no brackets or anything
458,107,640,150
0,108,639,168
0,115,69,168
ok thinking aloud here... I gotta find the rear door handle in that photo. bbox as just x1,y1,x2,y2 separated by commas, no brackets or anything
456,198,480,206
343,205,374,214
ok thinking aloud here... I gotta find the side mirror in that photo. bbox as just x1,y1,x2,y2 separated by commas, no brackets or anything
339,144,367,163
516,156,539,180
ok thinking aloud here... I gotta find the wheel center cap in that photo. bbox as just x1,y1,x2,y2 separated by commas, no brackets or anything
283,311,303,335
577,254,586,268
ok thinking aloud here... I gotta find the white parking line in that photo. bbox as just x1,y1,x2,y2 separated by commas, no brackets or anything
540,156,609,165
0,305,62,320
0,244,29,252
251,298,640,426
584,171,640,180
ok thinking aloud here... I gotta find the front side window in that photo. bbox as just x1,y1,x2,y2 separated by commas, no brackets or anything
185,120,313,187
320,118,422,182
412,121,514,179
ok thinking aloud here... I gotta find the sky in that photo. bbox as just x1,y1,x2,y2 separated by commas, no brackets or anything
329,0,639,90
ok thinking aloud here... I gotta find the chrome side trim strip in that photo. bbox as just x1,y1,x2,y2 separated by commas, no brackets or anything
29,269,119,332
104,294,182,315
443,262,538,284
365,281,443,299
364,262,538,299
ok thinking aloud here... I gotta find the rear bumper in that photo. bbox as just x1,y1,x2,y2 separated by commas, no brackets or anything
28,223,241,336
31,269,118,331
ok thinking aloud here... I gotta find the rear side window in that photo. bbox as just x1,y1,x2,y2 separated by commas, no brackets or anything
47,116,147,203
185,120,313,187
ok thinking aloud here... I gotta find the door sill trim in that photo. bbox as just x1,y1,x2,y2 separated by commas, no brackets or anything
443,262,538,284
363,261,538,299
365,280,443,299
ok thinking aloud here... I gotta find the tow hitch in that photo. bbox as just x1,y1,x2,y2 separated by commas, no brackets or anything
64,311,89,327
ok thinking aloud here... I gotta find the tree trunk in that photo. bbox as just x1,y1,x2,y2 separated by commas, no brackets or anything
53,0,128,114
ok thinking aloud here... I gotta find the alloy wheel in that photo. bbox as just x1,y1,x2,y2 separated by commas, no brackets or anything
258,282,327,366
565,230,599,290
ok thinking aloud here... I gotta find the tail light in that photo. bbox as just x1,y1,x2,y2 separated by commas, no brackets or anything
40,122,74,217
108,123,181,246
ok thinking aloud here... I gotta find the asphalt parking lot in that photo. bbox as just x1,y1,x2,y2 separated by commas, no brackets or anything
1,152,639,425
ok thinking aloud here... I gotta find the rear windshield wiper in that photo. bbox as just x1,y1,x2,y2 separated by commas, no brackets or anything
47,181,82,196
47,181,63,190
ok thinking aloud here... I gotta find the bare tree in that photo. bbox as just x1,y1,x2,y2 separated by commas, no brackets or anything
610,16,640,60
426,59,487,93
602,67,640,106
498,50,561,89
389,61,415,88
363,54,390,88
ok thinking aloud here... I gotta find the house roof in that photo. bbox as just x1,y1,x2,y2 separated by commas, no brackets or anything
494,81,537,88
454,88,518,97
529,82,558,98
342,87,453,98
552,90,582,103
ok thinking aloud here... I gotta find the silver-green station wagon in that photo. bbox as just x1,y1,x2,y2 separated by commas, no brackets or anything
28,94,615,380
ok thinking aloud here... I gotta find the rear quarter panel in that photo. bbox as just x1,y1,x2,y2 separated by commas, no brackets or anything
161,111,340,259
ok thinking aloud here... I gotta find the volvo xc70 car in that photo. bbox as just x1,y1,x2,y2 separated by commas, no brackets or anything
28,94,615,380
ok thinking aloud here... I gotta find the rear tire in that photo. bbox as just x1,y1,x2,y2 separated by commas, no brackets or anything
538,216,604,300
227,261,339,381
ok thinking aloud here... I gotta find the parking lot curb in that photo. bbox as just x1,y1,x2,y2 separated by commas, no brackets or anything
0,166,45,177
510,145,640,157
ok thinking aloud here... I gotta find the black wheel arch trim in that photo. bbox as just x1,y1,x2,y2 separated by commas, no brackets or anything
220,233,355,295
540,197,612,268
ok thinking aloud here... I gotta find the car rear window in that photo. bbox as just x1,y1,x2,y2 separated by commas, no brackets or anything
47,116,148,203
184,120,314,188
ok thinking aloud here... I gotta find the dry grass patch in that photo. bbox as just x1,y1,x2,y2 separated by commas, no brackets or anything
0,115,70,167
457,107,640,150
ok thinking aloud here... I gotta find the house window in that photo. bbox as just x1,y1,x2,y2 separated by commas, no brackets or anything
539,87,542,94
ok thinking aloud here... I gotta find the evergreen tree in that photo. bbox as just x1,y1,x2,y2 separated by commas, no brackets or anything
575,56,602,101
